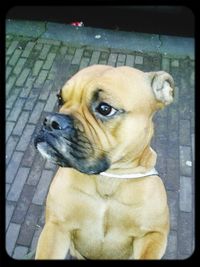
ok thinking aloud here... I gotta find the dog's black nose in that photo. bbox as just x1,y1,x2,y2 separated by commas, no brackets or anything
43,113,73,131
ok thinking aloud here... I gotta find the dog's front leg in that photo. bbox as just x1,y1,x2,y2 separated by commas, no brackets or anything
131,231,168,259
35,222,70,259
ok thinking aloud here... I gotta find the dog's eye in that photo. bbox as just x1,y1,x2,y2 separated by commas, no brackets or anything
96,102,117,117
56,92,64,106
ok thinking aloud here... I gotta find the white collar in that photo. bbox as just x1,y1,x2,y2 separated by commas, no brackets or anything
100,168,158,179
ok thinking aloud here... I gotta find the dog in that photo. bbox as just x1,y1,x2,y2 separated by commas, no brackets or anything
34,64,174,259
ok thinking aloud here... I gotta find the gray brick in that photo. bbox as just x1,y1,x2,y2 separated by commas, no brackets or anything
21,143,36,167
178,212,194,256
171,59,179,67
89,51,100,65
167,190,178,230
107,53,117,66
12,111,30,136
34,70,48,88
27,154,45,186
6,108,10,118
43,52,56,70
7,167,30,201
6,75,17,97
21,41,35,57
6,151,23,183
28,102,45,124
6,223,21,256
16,124,35,151
6,183,10,195
165,159,179,190
6,121,15,142
168,107,179,132
162,57,170,72
125,54,135,67
135,55,143,64
39,79,53,100
13,58,27,76
17,204,42,246
44,92,57,112
45,160,57,170
6,40,19,55
39,44,51,60
6,202,15,230
6,136,19,165
12,184,35,224
20,76,36,98
32,170,54,205
180,176,192,212
191,134,194,161
6,87,21,109
30,227,42,252
32,60,44,76
72,48,84,64
79,57,90,70
37,38,61,46
117,53,126,63
8,49,22,66
15,68,30,87
179,120,190,145
13,246,29,259
6,66,12,79
180,146,192,176
163,231,177,259
23,90,39,110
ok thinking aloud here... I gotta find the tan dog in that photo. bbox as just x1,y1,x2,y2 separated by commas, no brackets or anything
34,65,174,259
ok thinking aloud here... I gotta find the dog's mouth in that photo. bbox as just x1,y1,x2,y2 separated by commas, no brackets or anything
34,121,110,174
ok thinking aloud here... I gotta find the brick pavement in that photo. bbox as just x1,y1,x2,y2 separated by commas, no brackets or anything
5,21,195,260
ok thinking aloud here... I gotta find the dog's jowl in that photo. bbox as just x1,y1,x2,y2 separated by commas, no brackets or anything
34,65,174,259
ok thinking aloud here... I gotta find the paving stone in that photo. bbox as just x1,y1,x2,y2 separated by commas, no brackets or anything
21,143,36,167
6,40,19,55
17,204,42,247
23,89,40,110
107,53,118,66
191,134,195,161
34,70,48,88
32,170,54,205
32,60,44,76
39,44,51,60
13,58,27,76
161,57,170,72
12,111,30,136
180,176,192,212
71,48,84,64
89,50,100,65
37,38,61,46
83,49,93,58
6,135,19,165
125,54,135,67
178,212,194,256
27,154,45,186
20,76,36,98
30,227,42,252
6,202,15,230
13,246,29,259
171,59,179,67
16,124,35,151
28,102,45,124
21,41,35,57
167,190,178,230
6,66,12,80
179,146,192,176
39,79,53,100
6,183,11,195
12,184,36,224
45,160,57,170
163,230,177,259
43,52,56,70
165,158,179,191
79,57,90,70
6,151,24,183
6,121,15,142
8,49,22,66
44,92,57,112
7,167,30,201
15,68,31,87
179,119,191,146
7,98,25,121
6,223,21,257
135,55,143,64
6,74,17,97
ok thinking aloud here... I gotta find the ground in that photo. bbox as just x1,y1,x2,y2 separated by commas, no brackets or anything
5,19,194,260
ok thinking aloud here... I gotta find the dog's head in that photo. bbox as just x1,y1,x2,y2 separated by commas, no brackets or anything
34,65,174,174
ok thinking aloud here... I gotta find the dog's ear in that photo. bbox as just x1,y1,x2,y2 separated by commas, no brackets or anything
148,71,175,107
